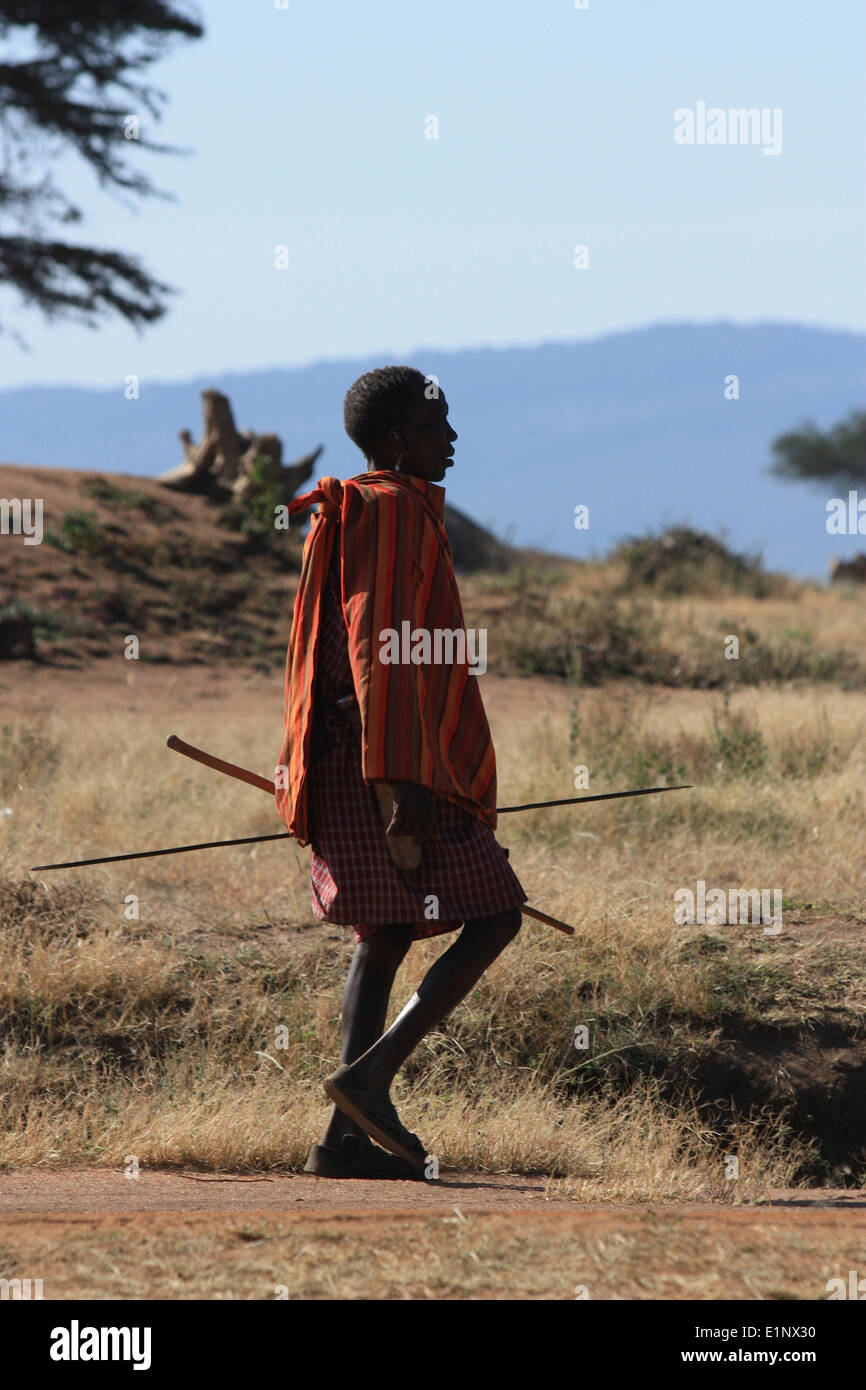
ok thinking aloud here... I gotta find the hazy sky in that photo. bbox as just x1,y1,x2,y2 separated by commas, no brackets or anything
2,0,864,387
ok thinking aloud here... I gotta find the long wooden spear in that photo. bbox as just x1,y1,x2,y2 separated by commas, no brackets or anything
162,735,690,814
30,735,691,936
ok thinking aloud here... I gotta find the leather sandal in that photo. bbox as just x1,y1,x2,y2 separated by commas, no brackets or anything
303,1131,420,1180
323,1065,428,1174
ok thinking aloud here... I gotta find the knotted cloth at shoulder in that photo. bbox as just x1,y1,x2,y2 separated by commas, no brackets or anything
275,471,497,844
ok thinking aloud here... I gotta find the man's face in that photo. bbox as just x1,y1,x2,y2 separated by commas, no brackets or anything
388,392,458,483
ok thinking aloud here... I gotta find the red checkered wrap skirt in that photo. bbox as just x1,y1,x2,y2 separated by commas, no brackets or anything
307,729,527,942
305,539,526,943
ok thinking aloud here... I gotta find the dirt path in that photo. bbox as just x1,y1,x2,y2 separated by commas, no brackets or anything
2,1167,864,1215
2,1171,864,1299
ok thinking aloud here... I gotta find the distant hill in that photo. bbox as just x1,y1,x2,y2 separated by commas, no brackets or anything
1,322,864,579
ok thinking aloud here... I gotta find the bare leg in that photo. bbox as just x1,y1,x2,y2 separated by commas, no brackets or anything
341,906,521,1095
320,922,413,1146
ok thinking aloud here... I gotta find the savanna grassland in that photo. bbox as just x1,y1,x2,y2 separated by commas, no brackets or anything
1,466,865,1298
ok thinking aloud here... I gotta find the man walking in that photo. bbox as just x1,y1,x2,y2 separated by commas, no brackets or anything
276,366,525,1178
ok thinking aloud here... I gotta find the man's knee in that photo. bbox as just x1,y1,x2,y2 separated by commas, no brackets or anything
361,922,413,969
497,905,523,944
470,905,522,948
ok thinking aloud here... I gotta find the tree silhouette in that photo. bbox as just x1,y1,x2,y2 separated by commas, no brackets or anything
771,412,866,491
0,1,203,338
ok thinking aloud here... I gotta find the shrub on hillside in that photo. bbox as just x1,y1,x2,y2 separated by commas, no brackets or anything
82,477,175,522
615,526,777,597
504,595,677,683
45,510,111,557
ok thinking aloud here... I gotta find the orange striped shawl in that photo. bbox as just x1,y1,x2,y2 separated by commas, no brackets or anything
275,471,497,845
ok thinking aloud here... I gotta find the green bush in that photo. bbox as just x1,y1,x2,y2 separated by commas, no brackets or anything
45,510,110,556
82,478,174,521
710,693,768,778
615,526,778,597
505,595,675,684
0,599,83,645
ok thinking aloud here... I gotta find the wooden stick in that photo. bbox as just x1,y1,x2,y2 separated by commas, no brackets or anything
34,739,581,938
165,735,576,935
520,904,574,936
166,734,275,795
166,735,690,816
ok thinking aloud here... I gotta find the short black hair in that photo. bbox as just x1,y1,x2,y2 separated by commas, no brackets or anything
343,365,429,457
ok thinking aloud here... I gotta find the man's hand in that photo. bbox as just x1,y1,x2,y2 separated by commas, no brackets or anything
386,781,435,839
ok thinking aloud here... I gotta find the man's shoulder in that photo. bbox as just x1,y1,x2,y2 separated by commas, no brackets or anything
344,471,405,493
343,473,429,516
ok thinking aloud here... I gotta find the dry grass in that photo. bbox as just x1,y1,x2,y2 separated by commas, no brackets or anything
1,665,863,1192
465,558,866,686
1,1207,862,1299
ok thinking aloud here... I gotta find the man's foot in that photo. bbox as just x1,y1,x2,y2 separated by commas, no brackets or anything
323,1063,427,1174
303,1131,421,1180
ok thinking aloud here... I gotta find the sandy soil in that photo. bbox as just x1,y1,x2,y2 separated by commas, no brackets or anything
1,1171,863,1300
0,656,574,725
1,1166,864,1214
